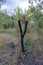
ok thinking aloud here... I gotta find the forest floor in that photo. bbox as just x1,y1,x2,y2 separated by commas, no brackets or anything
0,33,43,65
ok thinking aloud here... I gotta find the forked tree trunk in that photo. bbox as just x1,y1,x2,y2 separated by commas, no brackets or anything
18,20,28,52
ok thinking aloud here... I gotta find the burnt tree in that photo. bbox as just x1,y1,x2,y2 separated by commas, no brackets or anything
18,20,28,52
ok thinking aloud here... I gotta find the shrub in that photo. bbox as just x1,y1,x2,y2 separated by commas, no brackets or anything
24,40,36,53
2,20,10,29
39,16,43,28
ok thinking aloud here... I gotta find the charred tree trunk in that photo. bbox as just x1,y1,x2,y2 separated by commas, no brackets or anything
18,20,28,52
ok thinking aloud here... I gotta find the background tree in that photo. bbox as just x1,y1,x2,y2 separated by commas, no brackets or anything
15,7,22,20
29,0,43,10
0,0,6,11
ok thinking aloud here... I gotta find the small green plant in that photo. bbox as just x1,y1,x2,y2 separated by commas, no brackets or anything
24,40,37,53
39,16,43,28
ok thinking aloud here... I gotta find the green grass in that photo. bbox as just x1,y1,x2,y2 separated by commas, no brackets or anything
0,28,17,35
24,40,38,54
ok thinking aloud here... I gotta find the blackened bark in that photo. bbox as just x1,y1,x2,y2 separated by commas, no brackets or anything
21,37,25,52
18,20,22,35
18,20,28,52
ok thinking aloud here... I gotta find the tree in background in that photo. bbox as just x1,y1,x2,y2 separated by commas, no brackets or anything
28,0,43,29
29,0,43,10
0,0,6,11
15,6,22,20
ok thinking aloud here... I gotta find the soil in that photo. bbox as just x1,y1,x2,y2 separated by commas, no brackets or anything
0,33,43,65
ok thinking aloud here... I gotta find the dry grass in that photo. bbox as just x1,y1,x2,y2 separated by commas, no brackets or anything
0,34,18,46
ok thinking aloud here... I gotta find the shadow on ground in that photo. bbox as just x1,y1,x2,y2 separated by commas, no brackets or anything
17,51,43,65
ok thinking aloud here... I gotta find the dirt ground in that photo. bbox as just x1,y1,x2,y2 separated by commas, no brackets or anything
0,33,43,65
